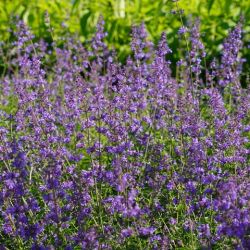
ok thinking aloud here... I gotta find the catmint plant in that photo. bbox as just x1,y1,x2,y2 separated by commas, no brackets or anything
0,15,249,249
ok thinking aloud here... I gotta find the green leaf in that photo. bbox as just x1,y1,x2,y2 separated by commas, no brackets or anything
28,13,35,24
207,0,215,13
224,0,233,14
80,11,91,37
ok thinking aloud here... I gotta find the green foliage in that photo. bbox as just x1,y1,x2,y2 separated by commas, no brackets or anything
0,0,249,70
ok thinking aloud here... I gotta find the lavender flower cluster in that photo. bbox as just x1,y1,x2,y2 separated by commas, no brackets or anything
0,17,249,249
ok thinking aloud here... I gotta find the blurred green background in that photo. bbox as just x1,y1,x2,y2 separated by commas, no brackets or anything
0,0,249,72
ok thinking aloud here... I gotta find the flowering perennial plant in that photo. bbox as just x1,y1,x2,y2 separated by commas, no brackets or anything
0,17,249,249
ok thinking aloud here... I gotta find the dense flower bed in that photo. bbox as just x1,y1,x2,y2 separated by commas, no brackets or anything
0,17,249,249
